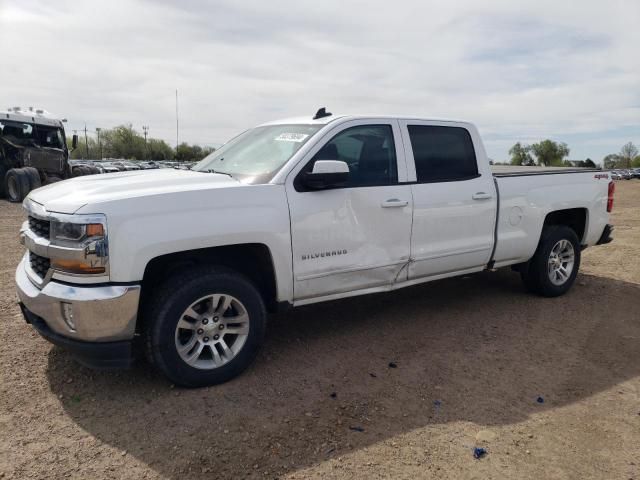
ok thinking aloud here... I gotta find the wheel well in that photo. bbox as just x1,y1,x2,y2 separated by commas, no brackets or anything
543,208,587,243
138,244,278,329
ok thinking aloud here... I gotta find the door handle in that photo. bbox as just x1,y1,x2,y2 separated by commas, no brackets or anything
381,199,409,208
472,192,492,200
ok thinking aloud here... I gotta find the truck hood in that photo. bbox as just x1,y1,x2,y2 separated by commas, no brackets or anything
28,169,240,214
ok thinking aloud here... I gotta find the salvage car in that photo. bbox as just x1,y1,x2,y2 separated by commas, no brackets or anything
1,107,78,202
16,110,615,387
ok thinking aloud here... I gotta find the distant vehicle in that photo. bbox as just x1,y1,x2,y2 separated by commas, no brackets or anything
68,159,102,176
632,168,640,179
100,161,127,172
1,106,79,202
111,161,139,171
98,162,121,173
610,170,623,180
125,161,143,170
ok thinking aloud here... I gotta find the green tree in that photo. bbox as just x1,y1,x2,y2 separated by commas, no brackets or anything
67,136,99,159
619,142,638,169
175,142,214,162
584,158,596,168
508,142,535,166
603,154,621,169
100,124,146,159
632,156,640,168
147,138,174,160
66,124,214,162
530,140,570,166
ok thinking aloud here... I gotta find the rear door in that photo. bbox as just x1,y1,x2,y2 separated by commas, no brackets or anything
286,119,413,301
399,120,497,279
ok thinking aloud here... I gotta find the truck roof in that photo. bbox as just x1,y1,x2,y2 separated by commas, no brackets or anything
260,114,473,127
0,108,65,128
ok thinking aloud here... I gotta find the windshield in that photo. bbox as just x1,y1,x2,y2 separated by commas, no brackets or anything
36,125,65,149
193,124,323,182
0,120,64,149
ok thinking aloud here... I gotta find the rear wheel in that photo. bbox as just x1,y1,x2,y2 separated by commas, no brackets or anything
521,225,581,297
0,164,8,198
23,167,42,190
4,168,30,202
144,267,267,387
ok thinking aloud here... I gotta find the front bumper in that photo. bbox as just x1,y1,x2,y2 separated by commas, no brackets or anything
16,254,141,343
20,305,134,369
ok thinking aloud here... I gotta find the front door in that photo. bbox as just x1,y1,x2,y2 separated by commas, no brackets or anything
286,120,413,301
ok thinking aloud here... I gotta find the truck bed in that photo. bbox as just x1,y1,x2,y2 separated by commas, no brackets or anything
491,165,600,177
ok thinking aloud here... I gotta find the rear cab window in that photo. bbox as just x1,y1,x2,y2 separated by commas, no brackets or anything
406,125,479,183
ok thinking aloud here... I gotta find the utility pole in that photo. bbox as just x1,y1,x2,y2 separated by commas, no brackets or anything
175,89,179,161
84,124,89,159
95,128,102,160
142,125,149,160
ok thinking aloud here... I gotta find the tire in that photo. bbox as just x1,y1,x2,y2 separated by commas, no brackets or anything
0,164,8,198
4,168,30,202
521,225,581,297
71,166,83,177
23,167,42,190
144,267,267,387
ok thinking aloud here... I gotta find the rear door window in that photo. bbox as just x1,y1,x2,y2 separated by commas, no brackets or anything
407,125,478,182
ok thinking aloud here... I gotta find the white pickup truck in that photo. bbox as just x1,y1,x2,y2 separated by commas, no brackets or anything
16,110,615,387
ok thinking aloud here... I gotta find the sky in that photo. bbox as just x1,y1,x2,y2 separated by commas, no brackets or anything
1,0,638,163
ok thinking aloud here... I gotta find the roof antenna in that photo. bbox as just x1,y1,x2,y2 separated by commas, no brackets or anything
313,107,332,120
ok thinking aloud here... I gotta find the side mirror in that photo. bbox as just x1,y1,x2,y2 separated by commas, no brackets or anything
301,160,349,190
71,134,78,150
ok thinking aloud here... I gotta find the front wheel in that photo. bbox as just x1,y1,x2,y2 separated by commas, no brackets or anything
144,267,267,387
521,225,581,297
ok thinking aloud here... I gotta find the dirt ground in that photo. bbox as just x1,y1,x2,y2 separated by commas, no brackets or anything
0,182,639,480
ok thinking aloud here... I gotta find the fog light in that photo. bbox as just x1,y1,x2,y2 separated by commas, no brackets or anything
61,302,76,331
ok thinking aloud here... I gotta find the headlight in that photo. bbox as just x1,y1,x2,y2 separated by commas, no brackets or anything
48,215,109,275
51,221,104,243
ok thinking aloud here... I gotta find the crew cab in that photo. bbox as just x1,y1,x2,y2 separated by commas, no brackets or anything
15,110,615,387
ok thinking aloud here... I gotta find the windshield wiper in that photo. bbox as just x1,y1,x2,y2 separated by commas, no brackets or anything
205,169,234,178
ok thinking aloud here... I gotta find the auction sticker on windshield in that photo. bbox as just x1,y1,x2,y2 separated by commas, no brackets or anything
274,133,309,142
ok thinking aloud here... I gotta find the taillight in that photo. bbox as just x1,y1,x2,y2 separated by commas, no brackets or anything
607,181,615,212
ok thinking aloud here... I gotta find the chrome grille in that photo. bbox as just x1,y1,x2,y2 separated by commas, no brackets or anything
28,216,50,239
29,252,50,279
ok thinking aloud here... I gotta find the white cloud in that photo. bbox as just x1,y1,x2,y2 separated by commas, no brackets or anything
1,0,638,161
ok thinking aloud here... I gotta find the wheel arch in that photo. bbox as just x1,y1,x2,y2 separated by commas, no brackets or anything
138,243,280,333
543,207,588,244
